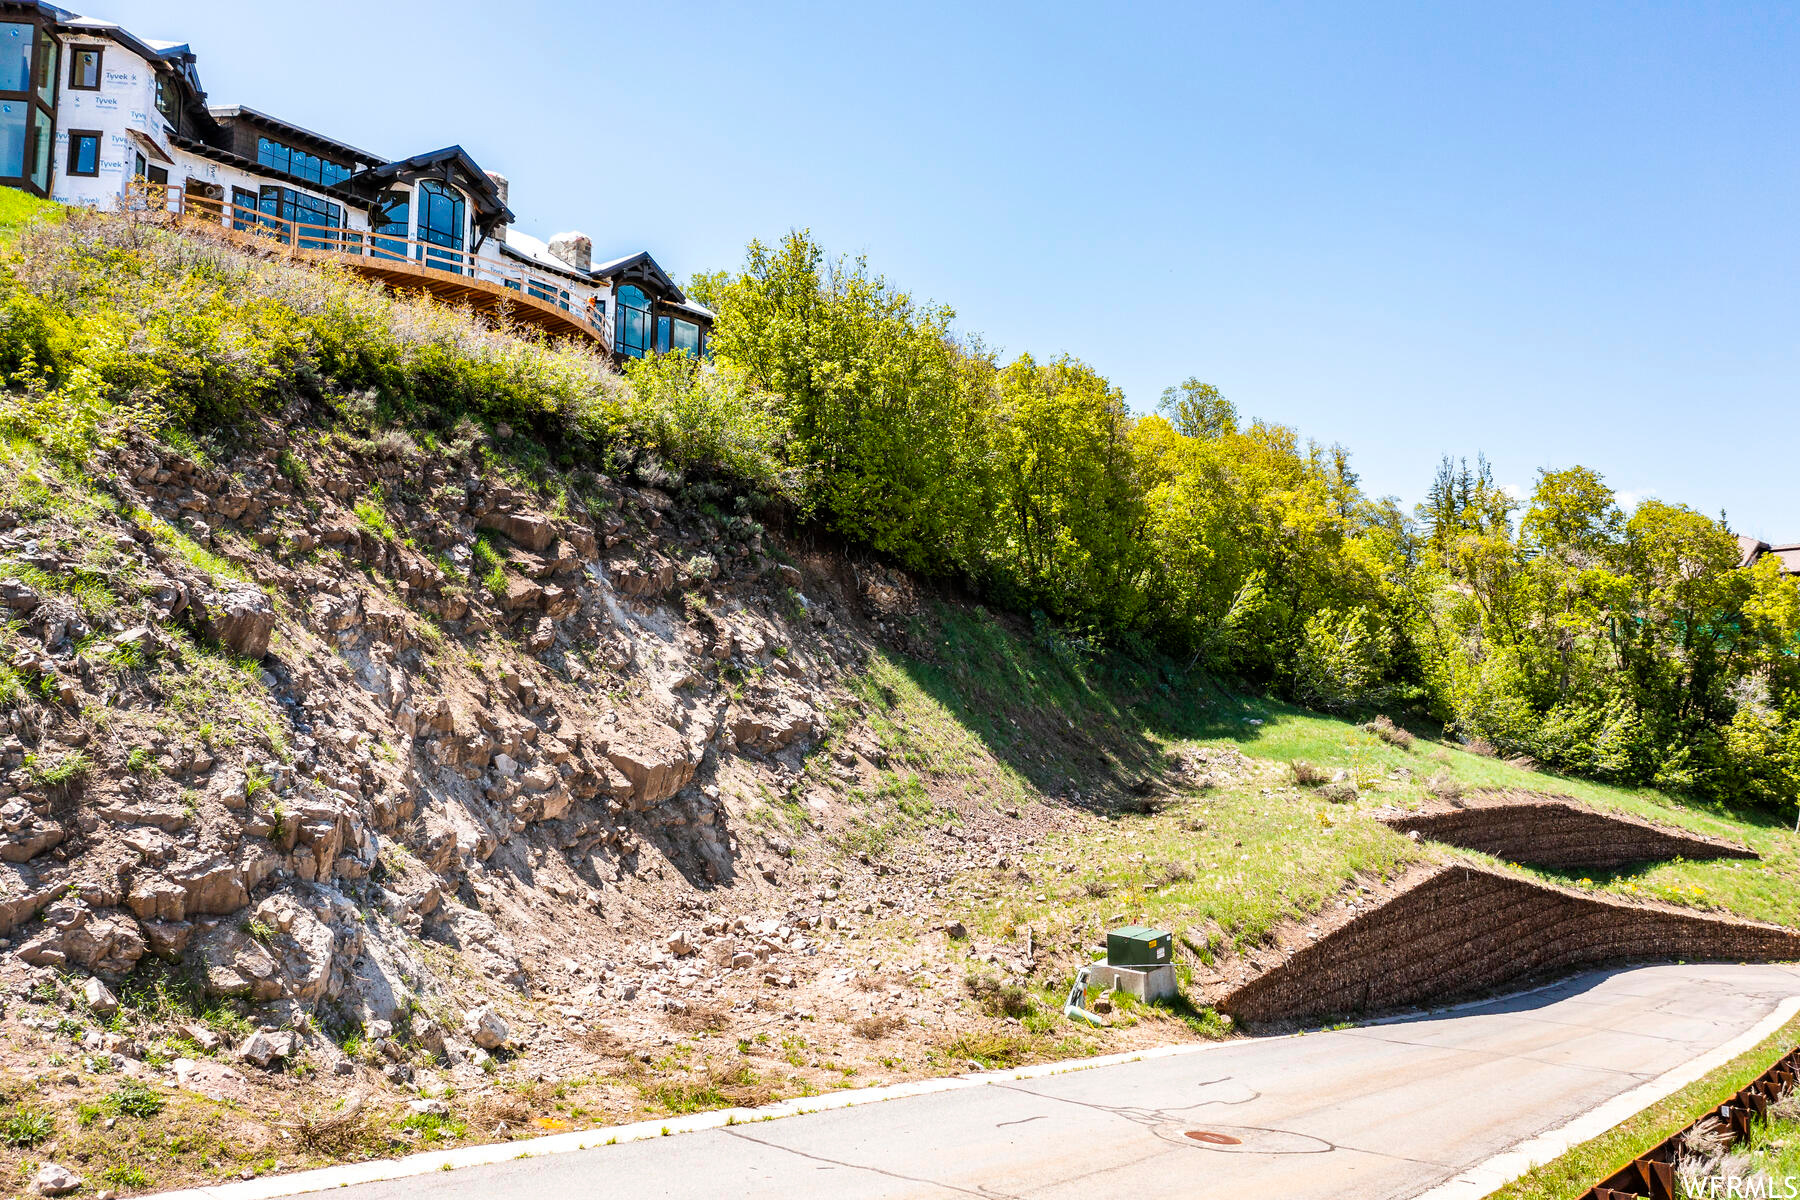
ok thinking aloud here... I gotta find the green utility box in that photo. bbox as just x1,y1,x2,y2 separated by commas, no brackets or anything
1106,925,1172,968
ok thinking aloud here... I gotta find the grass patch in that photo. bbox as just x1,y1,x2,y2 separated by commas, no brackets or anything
105,1081,166,1120
941,1031,1033,1070
0,1106,53,1147
130,506,252,585
25,749,91,786
353,487,398,541
642,1062,773,1115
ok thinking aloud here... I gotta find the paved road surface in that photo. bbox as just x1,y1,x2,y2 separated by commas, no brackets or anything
323,963,1800,1200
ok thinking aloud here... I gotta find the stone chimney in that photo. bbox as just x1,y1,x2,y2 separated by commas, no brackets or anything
485,171,510,242
548,231,592,273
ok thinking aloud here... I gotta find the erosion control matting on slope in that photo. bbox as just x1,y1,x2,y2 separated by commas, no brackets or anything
1215,863,1800,1026
1378,789,1757,871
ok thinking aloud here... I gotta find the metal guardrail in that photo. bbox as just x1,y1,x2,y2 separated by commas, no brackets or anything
1578,1044,1800,1199
127,183,611,344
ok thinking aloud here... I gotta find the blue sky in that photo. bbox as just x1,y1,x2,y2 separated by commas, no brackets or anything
103,1,1797,533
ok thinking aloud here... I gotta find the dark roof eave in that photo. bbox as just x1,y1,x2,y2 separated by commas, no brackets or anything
342,146,515,225
592,250,687,304
207,104,384,166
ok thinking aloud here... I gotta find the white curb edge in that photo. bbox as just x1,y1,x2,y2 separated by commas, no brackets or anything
1411,994,1800,1200
143,982,1800,1200
143,1031,1243,1200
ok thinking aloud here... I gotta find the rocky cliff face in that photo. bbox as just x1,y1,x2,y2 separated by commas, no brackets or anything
0,414,974,1079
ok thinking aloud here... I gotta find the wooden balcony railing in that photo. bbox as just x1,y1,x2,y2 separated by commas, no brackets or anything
134,184,611,347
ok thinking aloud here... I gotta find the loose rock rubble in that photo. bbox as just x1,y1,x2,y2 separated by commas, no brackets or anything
0,419,1193,1155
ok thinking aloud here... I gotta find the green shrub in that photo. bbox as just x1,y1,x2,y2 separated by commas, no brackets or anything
105,1080,165,1119
1,1105,53,1147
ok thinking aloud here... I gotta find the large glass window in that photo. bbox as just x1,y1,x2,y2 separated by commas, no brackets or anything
68,44,100,91
256,136,351,188
0,101,26,179
155,75,176,122
615,285,652,357
372,189,409,261
0,24,30,92
257,185,342,249
231,186,259,231
670,319,700,357
31,32,52,105
27,106,48,189
0,24,55,196
415,180,465,273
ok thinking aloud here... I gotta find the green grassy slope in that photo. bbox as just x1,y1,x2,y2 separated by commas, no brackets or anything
821,601,1800,989
0,187,60,242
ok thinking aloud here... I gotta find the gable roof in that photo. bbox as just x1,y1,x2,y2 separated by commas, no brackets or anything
1739,535,1800,576
592,251,686,301
341,146,514,227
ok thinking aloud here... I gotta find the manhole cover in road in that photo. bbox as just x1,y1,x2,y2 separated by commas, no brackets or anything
1185,1131,1243,1145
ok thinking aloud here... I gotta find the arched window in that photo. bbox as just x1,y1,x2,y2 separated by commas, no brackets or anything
416,180,465,273
371,189,409,262
615,284,652,358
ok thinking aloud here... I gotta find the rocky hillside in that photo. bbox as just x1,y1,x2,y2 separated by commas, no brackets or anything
2,417,958,1019
2,201,1796,1196
0,405,1254,1191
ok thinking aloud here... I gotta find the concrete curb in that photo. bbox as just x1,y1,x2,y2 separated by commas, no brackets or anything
143,979,1800,1200
143,1032,1243,1200
1411,993,1800,1200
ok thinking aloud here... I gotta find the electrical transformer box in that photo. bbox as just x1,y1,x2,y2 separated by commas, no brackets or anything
1106,925,1172,968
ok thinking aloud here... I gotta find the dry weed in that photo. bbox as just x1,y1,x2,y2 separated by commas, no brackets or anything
1290,760,1331,787
1361,715,1416,751
851,1014,903,1040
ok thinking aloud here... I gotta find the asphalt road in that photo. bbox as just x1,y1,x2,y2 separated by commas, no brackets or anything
321,963,1800,1200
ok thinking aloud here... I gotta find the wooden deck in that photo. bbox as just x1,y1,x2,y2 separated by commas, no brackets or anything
289,245,606,345
158,187,610,348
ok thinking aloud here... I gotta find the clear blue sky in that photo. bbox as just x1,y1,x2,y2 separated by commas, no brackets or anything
102,1,1798,534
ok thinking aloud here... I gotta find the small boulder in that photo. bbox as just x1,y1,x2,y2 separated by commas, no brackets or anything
182,1023,223,1052
407,1098,449,1117
463,1007,509,1050
237,1029,295,1068
477,511,556,553
207,589,276,659
0,579,41,613
33,1165,81,1196
81,977,118,1017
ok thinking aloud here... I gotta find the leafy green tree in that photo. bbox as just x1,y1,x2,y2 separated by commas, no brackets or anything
1157,378,1237,439
987,354,1148,626
690,230,992,573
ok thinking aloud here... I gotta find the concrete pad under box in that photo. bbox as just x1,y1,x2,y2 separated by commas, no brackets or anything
1090,963,1178,1003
